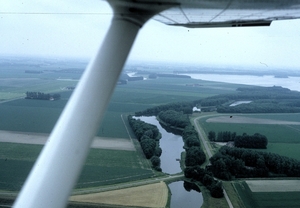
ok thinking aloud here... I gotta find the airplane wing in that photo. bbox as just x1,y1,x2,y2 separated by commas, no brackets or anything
154,0,300,28
13,1,300,208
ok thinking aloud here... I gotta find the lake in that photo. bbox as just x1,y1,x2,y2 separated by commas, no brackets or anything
182,74,300,92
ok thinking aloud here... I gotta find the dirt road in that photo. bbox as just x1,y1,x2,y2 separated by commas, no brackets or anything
0,130,135,151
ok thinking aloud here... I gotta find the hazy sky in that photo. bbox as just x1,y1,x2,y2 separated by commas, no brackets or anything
1,0,300,69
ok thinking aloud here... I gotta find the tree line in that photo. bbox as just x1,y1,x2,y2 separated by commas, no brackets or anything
181,125,224,198
128,116,162,171
208,131,268,149
25,91,61,100
135,101,194,116
184,166,224,198
209,146,300,180
158,110,190,129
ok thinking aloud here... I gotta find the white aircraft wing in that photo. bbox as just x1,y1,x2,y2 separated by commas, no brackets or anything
154,0,300,27
13,1,300,208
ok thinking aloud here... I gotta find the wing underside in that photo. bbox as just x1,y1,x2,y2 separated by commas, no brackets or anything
152,0,300,27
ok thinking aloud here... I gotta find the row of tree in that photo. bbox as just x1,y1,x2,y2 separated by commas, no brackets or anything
128,116,162,171
184,166,224,198
208,131,268,149
135,102,194,116
181,125,224,198
209,146,300,180
25,92,61,100
158,110,190,129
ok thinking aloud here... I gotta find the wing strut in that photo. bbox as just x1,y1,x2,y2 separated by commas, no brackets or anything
13,2,172,208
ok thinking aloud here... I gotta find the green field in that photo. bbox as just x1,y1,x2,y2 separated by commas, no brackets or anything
0,59,245,195
233,181,300,208
0,143,153,191
199,113,300,160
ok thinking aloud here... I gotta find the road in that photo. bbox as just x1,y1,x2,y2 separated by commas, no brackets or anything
192,116,213,158
192,114,234,208
72,174,184,195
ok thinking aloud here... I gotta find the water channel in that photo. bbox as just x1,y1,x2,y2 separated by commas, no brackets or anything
136,116,203,208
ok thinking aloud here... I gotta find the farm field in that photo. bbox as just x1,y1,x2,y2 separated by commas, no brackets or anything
0,142,153,191
200,113,300,160
70,182,168,207
0,58,247,198
232,180,300,208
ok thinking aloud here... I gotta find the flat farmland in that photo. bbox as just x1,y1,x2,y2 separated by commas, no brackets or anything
0,59,246,195
70,182,168,207
200,113,300,160
0,143,153,191
233,180,300,208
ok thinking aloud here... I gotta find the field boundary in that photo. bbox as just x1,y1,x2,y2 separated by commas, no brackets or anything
0,130,135,151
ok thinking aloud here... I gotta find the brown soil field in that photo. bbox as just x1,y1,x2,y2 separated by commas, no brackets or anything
246,180,300,192
206,116,300,125
69,182,168,208
0,130,135,151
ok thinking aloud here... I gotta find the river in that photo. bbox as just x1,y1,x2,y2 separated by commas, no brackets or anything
136,116,203,208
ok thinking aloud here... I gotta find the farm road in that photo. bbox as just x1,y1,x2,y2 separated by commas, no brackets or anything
0,130,135,151
192,114,234,208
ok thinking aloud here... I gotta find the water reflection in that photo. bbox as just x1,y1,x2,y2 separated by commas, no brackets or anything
136,116,184,174
169,181,203,208
135,116,203,207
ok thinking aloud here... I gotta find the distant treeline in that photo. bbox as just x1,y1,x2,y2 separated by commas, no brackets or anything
135,86,300,115
208,86,300,113
210,146,300,180
128,116,162,171
135,102,194,116
156,74,191,79
208,131,268,149
25,92,60,100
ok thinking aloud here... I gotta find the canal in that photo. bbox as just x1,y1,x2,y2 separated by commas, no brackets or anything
136,116,203,208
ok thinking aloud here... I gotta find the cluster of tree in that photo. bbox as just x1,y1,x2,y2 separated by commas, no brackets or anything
235,133,268,149
214,86,300,113
184,166,224,198
158,110,190,129
182,125,201,148
128,116,162,171
209,146,300,180
135,102,194,116
209,131,268,149
25,92,60,100
182,125,206,169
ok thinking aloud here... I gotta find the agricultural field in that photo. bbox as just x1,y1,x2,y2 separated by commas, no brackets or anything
232,180,300,208
0,58,245,197
70,182,168,207
199,113,300,160
0,142,153,191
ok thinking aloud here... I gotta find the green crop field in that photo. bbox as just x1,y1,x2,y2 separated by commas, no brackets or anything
199,113,300,160
0,59,248,195
233,181,300,208
0,143,153,191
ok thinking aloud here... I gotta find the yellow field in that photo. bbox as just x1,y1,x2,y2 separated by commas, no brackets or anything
70,182,168,208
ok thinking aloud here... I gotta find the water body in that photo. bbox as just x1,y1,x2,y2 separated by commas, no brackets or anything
136,116,183,174
169,181,203,208
136,116,203,208
182,74,300,92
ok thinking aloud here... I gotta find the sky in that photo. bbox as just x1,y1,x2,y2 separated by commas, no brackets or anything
1,0,300,69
